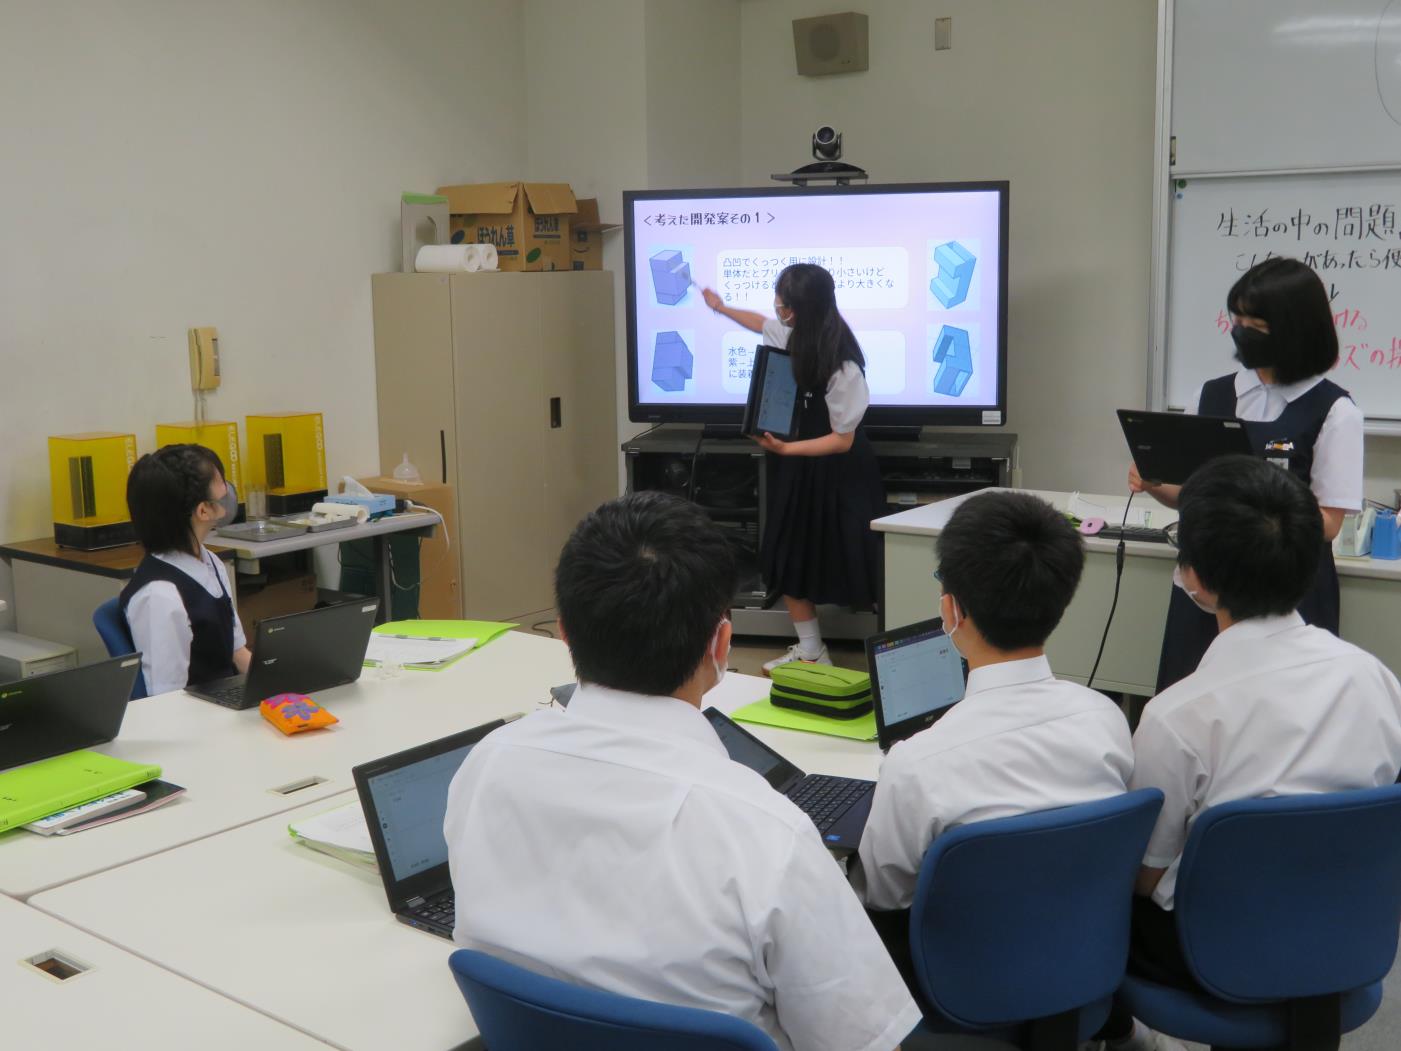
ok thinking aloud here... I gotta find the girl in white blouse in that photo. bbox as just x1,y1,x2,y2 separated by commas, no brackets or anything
703,263,886,672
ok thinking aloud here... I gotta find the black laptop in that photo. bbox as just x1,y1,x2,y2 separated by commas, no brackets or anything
741,344,801,440
353,719,506,939
702,707,875,855
866,618,968,752
1117,408,1255,485
0,655,143,771
187,598,379,709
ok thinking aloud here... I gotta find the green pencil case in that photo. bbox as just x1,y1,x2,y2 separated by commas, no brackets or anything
769,663,873,720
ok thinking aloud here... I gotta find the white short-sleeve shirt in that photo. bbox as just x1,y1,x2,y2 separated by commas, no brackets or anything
1132,612,1401,910
759,319,871,435
125,547,245,697
444,685,921,1051
853,656,1134,911
1192,369,1363,511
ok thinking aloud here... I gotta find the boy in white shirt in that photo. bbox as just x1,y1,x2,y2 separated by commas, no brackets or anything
1100,455,1401,1048
444,492,921,1051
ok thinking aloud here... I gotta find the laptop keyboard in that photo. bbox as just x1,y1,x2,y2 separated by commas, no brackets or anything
408,891,456,931
201,682,250,708
788,774,871,834
1097,525,1170,544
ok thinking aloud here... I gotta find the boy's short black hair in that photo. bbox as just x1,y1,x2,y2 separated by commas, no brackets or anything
935,492,1085,651
1227,257,1338,384
127,444,226,555
1176,455,1321,620
555,491,737,697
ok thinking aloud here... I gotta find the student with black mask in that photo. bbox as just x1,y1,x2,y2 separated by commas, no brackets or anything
1127,258,1362,692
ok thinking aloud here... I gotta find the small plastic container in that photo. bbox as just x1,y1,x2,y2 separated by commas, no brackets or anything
392,453,422,485
1372,510,1400,560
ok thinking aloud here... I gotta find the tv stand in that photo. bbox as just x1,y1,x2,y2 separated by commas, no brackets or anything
622,426,1017,640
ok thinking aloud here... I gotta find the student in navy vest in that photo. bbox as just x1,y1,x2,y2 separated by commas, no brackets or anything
119,445,250,697
1129,258,1362,693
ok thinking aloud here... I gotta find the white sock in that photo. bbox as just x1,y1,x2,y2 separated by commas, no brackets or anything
1106,1020,1150,1051
794,618,823,657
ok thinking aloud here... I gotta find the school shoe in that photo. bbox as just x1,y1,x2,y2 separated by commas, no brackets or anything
762,644,832,676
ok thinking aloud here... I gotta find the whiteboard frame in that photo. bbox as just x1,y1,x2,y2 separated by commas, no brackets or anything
1149,0,1401,436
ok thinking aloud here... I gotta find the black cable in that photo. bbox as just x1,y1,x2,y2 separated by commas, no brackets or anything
529,619,556,638
1086,491,1136,692
686,429,706,505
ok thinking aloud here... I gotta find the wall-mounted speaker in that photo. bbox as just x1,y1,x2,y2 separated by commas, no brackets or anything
792,12,869,77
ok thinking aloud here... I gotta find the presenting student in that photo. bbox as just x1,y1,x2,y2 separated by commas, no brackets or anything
119,444,249,696
702,263,887,673
444,492,922,1051
1129,257,1362,692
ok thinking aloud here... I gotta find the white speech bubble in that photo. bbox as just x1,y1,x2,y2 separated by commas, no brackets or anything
720,331,759,394
855,331,907,396
716,247,909,311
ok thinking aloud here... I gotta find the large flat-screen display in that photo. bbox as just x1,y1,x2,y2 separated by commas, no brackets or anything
624,182,1009,427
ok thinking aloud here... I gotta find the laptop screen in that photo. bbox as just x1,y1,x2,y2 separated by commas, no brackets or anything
871,624,965,729
365,741,475,884
702,708,804,791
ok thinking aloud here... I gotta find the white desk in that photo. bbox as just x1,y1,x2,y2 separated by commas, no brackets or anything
874,489,1401,694
214,509,443,623
30,654,885,1051
0,630,574,899
2,894,332,1050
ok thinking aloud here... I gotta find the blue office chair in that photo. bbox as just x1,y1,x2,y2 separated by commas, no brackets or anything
92,598,147,700
1120,785,1401,1050
908,789,1164,1050
448,949,779,1051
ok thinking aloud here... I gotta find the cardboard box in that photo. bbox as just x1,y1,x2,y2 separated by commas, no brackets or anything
436,182,578,272
570,198,619,271
235,572,317,643
357,476,461,619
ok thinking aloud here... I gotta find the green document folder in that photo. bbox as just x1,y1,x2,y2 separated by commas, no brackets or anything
368,620,518,670
730,698,878,742
0,751,162,831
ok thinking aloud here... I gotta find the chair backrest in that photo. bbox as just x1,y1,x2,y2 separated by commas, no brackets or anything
908,788,1164,1029
1174,784,1401,1002
92,598,147,700
447,949,780,1051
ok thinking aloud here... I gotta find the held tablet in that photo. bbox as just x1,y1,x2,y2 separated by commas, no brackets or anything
741,345,801,440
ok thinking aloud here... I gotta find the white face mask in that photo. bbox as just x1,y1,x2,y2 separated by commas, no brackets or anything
1173,565,1218,615
943,595,965,655
708,618,731,691
774,302,793,328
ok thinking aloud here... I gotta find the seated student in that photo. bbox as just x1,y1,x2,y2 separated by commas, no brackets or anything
443,491,921,1051
119,444,250,696
854,491,1134,914
1099,455,1401,1050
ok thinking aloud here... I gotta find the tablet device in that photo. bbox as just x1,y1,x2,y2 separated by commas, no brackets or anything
1117,409,1255,486
865,618,967,752
741,345,801,440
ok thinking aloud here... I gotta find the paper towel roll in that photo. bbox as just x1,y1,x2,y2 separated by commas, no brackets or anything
414,243,499,273
311,501,368,524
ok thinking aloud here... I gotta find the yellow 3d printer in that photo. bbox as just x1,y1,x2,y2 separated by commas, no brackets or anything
48,432,138,550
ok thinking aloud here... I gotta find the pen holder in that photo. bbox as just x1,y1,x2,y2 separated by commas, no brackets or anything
1372,511,1400,560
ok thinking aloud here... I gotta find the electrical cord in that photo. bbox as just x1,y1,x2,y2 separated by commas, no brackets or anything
686,429,706,504
1086,491,1135,692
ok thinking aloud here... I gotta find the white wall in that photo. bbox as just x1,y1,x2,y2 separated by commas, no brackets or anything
739,0,1159,494
0,0,525,625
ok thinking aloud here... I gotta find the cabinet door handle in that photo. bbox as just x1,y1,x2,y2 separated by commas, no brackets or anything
439,430,447,484
549,397,562,429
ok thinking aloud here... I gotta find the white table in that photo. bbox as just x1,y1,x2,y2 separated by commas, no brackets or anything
30,652,886,1051
874,489,1401,694
0,630,574,899
214,509,442,623
2,894,332,1050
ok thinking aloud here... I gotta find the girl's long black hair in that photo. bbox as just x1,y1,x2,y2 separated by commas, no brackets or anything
775,263,865,392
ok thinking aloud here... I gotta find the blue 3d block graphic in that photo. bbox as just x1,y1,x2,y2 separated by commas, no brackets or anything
929,240,976,308
931,326,973,396
651,331,694,392
649,249,693,305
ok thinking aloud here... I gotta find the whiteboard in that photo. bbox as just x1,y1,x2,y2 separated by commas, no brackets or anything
1171,0,1401,175
1166,171,1401,420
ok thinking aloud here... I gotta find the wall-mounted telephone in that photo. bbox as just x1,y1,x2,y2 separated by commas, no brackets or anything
188,327,221,390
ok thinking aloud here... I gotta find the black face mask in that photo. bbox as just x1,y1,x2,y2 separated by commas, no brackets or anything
1231,324,1273,370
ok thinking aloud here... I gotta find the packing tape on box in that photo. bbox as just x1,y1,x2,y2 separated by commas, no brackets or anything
415,243,499,274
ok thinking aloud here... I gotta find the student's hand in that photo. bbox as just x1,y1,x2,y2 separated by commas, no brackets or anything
701,287,724,312
753,432,788,455
1128,463,1157,493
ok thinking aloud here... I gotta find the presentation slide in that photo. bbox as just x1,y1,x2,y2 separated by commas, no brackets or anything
628,187,1005,420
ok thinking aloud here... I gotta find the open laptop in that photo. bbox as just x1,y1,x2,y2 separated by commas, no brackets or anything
187,598,379,709
352,719,506,940
1117,408,1255,486
741,345,800,440
0,655,142,771
866,618,968,752
702,707,875,855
